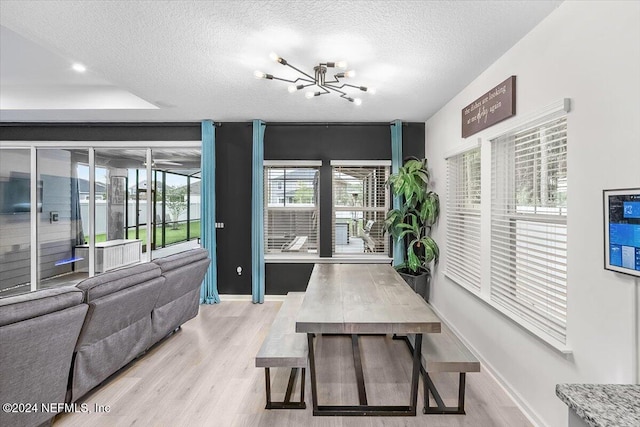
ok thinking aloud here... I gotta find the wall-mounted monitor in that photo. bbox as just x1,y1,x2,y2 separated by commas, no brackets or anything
604,188,640,277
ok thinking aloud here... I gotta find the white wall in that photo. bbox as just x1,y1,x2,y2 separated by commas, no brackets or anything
425,2,640,426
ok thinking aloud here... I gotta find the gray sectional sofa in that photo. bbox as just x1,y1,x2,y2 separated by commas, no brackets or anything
0,287,88,427
0,248,210,427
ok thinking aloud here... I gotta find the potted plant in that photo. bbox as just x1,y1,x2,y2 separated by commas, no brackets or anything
384,157,440,301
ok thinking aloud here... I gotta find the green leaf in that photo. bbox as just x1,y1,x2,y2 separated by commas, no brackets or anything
407,243,420,273
384,157,440,275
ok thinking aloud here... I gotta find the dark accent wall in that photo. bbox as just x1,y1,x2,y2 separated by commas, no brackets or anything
214,123,253,295
265,263,314,294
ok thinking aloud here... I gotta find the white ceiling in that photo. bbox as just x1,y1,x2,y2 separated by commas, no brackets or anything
0,0,563,123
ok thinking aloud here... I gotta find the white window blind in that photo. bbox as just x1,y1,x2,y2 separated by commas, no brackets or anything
264,166,319,254
446,147,482,292
491,115,568,343
332,165,389,255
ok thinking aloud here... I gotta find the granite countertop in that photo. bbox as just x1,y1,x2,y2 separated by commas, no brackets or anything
556,384,640,427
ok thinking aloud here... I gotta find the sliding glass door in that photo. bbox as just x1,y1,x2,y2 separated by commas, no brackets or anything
0,149,32,296
0,141,201,293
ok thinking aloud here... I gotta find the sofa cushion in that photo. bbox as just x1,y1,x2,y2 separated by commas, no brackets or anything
76,262,162,301
0,286,84,327
153,248,209,272
154,257,210,307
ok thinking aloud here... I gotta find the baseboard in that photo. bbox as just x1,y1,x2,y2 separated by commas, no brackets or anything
219,294,286,302
428,303,547,427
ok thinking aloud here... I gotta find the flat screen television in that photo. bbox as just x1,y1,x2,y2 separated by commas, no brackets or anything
603,188,640,277
0,174,42,214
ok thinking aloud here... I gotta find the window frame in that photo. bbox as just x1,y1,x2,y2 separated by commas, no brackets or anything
445,146,482,293
443,99,572,353
330,161,391,258
490,115,568,345
263,161,321,259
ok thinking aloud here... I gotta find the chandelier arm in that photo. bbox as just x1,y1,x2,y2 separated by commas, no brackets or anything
323,84,348,96
292,78,315,85
271,76,314,84
318,84,353,102
334,83,363,90
284,63,316,81
271,76,301,84
339,93,354,102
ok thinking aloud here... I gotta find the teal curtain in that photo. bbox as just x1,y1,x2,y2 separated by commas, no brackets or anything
390,120,405,267
200,120,220,304
252,120,266,303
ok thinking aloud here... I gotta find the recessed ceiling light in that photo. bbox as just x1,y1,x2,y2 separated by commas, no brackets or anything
72,63,86,73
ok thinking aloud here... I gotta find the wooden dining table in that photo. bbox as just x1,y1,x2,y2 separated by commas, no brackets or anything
295,263,442,416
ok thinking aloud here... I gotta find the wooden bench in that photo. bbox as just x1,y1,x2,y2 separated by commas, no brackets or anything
396,322,480,415
255,292,308,409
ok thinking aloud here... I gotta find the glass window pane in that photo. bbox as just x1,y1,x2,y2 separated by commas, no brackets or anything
148,147,202,258
264,167,319,255
37,149,89,289
0,149,32,296
94,148,145,270
332,166,389,255
190,176,201,240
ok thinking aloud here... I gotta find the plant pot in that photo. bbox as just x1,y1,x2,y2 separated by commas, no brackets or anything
399,271,430,302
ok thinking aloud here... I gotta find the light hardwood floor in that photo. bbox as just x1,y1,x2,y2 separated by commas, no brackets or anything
55,301,532,427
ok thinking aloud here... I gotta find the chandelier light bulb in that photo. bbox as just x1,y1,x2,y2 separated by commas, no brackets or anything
269,52,280,62
354,98,362,106
368,87,377,95
288,85,297,93
305,91,315,99
344,70,356,78
254,70,266,79
336,61,347,69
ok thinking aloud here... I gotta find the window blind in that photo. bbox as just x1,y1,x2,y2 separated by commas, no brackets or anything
491,115,568,343
446,147,482,292
332,165,389,255
263,167,319,254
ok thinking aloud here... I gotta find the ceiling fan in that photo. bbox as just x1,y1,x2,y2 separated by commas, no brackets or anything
143,159,183,167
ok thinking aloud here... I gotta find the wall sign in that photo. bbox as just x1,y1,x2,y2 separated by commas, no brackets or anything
462,76,516,138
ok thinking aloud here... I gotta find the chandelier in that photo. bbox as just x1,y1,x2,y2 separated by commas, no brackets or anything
254,53,376,105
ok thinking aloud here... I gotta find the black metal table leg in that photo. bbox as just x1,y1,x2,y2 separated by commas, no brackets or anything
306,333,422,416
351,334,368,405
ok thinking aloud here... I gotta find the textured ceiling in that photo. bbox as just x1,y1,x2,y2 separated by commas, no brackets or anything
0,0,563,123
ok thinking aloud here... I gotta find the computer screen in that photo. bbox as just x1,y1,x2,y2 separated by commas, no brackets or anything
604,188,640,277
